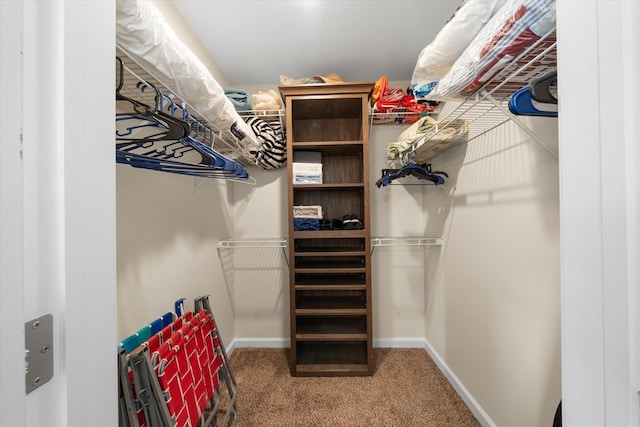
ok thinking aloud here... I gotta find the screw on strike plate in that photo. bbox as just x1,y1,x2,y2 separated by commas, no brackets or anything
32,321,40,329
41,345,50,354
32,377,41,386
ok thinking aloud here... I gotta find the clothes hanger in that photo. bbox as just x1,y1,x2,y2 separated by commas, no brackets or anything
376,163,448,187
508,86,558,117
528,71,557,104
116,57,191,143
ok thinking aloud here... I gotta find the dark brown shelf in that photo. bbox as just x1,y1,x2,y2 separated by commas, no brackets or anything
296,316,367,336
295,259,364,269
295,284,367,291
293,183,364,190
294,250,365,257
282,82,374,377
294,273,365,287
294,364,370,376
293,230,366,239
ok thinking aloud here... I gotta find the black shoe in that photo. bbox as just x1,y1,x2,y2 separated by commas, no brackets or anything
342,215,353,230
350,214,363,230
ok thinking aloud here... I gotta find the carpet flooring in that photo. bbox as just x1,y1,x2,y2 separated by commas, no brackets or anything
227,347,481,427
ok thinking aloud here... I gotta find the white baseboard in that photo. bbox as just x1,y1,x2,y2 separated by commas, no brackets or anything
373,337,426,348
226,338,289,355
423,339,496,427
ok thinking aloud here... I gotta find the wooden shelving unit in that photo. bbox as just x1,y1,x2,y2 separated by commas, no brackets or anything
279,82,374,376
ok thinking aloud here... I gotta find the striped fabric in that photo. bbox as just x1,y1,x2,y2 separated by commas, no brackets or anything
245,116,287,170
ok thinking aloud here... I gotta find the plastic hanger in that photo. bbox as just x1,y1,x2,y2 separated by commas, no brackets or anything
376,163,448,187
508,86,558,117
528,71,557,104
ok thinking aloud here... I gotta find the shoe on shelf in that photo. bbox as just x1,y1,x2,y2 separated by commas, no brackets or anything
350,214,363,230
342,214,354,230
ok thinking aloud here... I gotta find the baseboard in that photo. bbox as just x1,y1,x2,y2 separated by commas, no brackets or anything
373,337,426,348
228,337,425,354
423,339,496,427
226,338,289,356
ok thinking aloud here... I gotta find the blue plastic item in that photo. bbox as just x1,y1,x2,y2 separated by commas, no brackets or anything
136,325,152,344
149,317,164,335
161,312,174,328
120,334,139,354
509,86,558,117
175,298,186,317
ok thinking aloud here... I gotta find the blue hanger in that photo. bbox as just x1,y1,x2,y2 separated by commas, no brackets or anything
508,86,557,117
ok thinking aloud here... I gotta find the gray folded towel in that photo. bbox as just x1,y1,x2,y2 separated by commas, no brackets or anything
224,87,252,111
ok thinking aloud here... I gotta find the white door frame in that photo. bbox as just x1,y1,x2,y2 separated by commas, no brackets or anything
1,1,26,426
1,1,117,426
558,1,640,425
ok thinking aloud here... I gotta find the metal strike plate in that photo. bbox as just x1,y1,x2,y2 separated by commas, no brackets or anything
25,314,53,394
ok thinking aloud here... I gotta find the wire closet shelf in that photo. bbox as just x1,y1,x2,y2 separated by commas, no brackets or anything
115,46,256,183
407,28,558,162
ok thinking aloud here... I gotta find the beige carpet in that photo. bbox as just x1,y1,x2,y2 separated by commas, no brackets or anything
227,347,481,427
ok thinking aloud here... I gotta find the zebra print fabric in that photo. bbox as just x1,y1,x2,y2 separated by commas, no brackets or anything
244,116,287,170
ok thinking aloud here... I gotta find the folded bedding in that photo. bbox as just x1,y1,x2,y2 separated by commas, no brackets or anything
426,0,556,101
252,90,282,111
411,0,506,99
224,88,252,111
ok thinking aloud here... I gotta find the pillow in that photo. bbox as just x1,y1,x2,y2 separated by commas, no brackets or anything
426,0,556,101
410,0,507,99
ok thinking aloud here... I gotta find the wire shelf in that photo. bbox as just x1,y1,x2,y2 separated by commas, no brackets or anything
407,29,558,163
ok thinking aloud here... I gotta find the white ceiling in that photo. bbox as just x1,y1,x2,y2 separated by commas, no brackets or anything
173,0,460,86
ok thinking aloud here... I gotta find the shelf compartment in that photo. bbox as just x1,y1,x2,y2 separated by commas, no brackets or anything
295,290,366,310
293,183,365,190
296,315,367,339
293,230,366,239
294,237,365,253
289,97,364,143
295,272,366,287
292,150,364,184
291,141,363,153
293,188,364,221
294,256,365,270
296,341,368,366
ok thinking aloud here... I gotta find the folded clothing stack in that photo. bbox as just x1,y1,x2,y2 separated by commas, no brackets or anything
224,88,252,111
252,90,282,111
293,205,323,231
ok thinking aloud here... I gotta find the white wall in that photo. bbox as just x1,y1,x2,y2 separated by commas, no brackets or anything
229,165,290,342
423,116,561,426
116,165,237,342
369,122,430,343
228,82,431,344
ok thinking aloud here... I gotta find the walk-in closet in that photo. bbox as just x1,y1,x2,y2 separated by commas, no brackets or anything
2,1,639,427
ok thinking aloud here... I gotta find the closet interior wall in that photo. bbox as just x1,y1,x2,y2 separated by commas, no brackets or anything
116,0,237,341
421,103,560,427
116,2,561,425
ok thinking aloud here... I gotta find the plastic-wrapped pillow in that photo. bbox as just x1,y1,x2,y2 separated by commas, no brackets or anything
427,0,556,101
410,0,506,99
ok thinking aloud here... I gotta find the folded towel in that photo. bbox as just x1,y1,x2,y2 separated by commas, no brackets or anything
224,87,252,111
252,90,282,110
